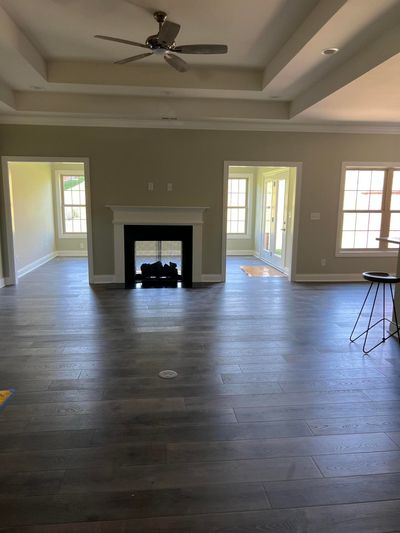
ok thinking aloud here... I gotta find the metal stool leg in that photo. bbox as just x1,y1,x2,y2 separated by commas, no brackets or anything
362,282,380,354
383,283,386,342
350,282,374,342
389,283,400,343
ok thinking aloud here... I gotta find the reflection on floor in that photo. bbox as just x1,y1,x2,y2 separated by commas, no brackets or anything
0,256,400,532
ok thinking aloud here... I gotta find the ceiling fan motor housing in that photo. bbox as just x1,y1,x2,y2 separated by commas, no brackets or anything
146,35,171,51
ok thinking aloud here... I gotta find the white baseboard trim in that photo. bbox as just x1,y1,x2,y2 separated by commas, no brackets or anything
201,274,224,283
17,251,57,279
57,250,88,257
12,250,88,282
226,250,256,256
295,273,364,282
93,274,224,284
92,275,116,284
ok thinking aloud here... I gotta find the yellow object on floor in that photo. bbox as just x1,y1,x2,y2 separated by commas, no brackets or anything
240,265,286,277
0,389,15,411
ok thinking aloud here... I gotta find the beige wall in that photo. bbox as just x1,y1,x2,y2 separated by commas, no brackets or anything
51,162,87,253
9,162,55,272
0,124,399,277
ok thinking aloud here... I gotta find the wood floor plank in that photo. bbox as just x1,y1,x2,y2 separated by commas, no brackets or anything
90,419,313,446
264,472,400,508
185,390,370,410
221,368,387,383
313,450,400,477
308,415,400,435
166,433,398,464
60,457,321,493
234,400,400,422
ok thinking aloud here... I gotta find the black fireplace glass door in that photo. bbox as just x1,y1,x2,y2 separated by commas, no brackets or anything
124,225,193,288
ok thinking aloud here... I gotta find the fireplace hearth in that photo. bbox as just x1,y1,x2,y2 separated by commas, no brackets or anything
124,225,193,288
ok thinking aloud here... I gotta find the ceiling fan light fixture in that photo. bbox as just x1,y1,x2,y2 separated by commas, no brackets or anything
153,48,167,55
321,47,340,56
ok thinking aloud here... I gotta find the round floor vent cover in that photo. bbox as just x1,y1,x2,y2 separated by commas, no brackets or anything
158,370,178,379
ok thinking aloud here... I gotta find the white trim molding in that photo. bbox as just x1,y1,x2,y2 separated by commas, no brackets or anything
57,250,88,257
226,250,256,256
201,274,224,282
17,251,57,279
92,275,116,284
0,277,5,288
295,273,365,282
4,114,400,135
107,205,209,284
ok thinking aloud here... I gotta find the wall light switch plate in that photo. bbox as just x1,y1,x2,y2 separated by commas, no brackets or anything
148,182,154,191
167,183,173,192
310,212,320,220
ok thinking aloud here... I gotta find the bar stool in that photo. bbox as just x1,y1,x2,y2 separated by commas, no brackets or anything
350,271,400,354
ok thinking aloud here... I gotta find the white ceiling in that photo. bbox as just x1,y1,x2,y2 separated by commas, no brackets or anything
1,0,400,129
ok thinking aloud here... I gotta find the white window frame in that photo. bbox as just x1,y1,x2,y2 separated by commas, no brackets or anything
55,170,87,239
227,173,253,239
336,162,400,257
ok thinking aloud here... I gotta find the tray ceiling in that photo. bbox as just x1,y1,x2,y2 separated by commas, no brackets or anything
0,0,400,129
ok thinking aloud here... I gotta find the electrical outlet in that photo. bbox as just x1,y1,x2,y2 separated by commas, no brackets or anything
321,258,326,267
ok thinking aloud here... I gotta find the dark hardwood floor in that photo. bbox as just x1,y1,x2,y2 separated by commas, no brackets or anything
0,256,400,532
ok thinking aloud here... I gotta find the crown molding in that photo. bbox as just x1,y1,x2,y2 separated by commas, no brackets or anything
1,113,400,134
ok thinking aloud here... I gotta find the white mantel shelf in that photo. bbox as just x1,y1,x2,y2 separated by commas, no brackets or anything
107,205,209,283
107,205,208,226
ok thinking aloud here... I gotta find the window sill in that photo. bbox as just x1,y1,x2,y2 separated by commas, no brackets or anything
59,233,87,239
336,250,398,258
227,234,251,240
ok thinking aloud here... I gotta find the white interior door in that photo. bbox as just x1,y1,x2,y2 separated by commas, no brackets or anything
260,174,289,271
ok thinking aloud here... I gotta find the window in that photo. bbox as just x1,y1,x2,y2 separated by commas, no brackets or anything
338,164,400,254
60,174,87,234
227,177,248,234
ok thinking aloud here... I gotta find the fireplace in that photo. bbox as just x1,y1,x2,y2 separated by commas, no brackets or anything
107,206,208,285
124,225,193,288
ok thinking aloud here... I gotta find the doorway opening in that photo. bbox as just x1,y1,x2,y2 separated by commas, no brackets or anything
223,162,301,281
1,157,93,285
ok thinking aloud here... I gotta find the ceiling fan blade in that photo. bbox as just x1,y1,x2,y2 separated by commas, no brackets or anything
173,44,228,54
114,52,153,65
164,52,189,73
158,21,181,46
94,35,149,49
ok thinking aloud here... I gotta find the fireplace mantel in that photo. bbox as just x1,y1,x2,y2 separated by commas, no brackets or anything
107,205,208,283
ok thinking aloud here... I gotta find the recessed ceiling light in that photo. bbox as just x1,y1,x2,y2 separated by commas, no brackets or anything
321,47,340,56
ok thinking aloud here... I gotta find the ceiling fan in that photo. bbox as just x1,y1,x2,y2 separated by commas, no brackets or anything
94,11,228,72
